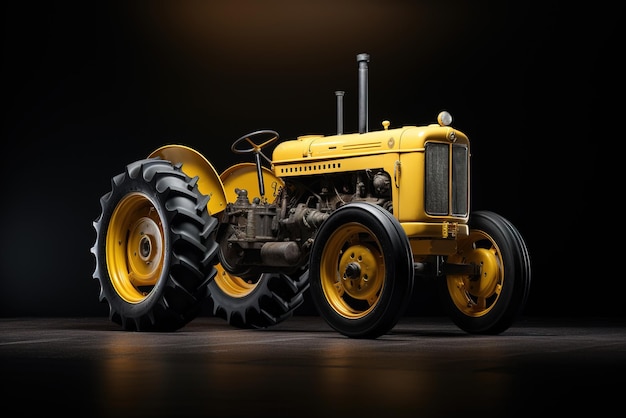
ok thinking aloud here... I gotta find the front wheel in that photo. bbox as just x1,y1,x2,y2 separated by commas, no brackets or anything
91,158,219,331
309,203,414,339
439,210,531,334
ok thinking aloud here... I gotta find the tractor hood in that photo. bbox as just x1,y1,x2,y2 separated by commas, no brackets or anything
271,123,468,164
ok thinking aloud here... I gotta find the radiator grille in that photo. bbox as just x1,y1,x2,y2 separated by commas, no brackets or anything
424,142,468,216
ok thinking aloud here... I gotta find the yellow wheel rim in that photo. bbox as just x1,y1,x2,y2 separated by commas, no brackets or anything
106,193,165,303
446,229,503,316
319,222,385,318
214,263,257,297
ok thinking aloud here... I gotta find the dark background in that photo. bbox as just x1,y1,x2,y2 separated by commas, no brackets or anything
1,1,619,318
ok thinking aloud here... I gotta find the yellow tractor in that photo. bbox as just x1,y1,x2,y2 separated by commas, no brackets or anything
91,53,531,338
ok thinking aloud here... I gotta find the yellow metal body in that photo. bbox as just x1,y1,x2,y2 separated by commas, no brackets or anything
271,123,471,255
220,162,284,204
145,122,471,259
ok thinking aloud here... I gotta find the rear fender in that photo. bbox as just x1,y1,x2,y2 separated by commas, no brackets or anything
148,145,228,215
220,163,284,204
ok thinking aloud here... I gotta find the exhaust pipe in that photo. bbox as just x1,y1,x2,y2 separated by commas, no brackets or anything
357,53,369,134
335,90,345,135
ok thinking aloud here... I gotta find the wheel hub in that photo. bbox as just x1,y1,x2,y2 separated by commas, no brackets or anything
343,262,361,280
139,235,152,260
126,217,163,284
466,248,500,297
338,244,381,300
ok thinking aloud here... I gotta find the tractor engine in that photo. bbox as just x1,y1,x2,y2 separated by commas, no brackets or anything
217,169,393,276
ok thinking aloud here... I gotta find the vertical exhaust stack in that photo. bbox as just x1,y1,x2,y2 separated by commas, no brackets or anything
357,53,369,134
335,90,345,135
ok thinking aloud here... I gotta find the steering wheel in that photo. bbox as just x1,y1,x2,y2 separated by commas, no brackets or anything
230,130,279,198
231,129,279,159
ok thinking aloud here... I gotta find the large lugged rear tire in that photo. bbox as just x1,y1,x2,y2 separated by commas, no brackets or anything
91,158,219,331
309,203,415,339
439,210,531,334
207,267,310,329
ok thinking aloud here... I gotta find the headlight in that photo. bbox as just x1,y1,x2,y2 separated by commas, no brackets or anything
437,111,452,127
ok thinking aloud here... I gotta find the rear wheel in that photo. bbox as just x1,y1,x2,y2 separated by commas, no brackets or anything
91,158,219,331
309,203,414,339
207,267,309,329
440,210,531,334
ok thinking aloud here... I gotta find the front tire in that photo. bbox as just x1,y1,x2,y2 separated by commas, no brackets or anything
309,203,414,339
91,158,219,331
440,210,531,334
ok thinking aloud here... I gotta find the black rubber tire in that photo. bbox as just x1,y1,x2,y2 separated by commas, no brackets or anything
439,210,532,334
207,267,310,329
309,203,415,339
91,158,219,331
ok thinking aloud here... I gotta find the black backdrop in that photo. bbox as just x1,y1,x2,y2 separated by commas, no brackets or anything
1,1,618,318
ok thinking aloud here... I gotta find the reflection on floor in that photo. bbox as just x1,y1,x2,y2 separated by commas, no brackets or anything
1,316,624,417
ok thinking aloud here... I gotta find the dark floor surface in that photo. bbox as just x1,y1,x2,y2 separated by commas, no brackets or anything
1,315,625,417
